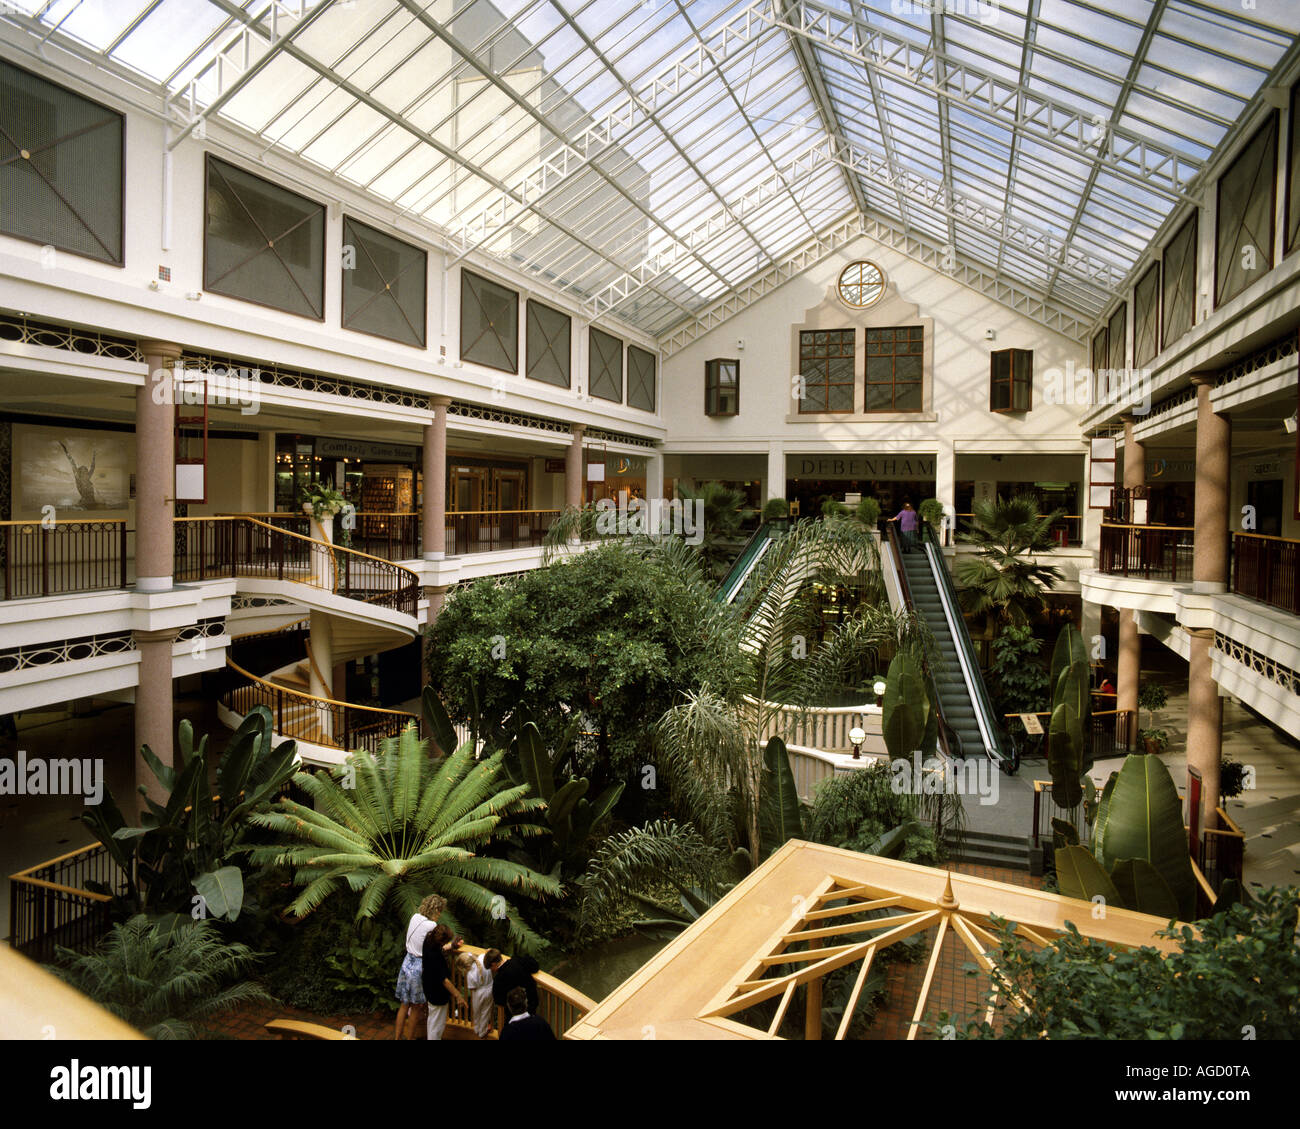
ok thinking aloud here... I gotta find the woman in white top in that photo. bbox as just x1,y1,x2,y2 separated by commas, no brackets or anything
394,894,445,1040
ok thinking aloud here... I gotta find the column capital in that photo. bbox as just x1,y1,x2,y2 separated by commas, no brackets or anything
430,395,452,410
1182,625,1216,641
132,627,180,645
422,584,451,600
138,340,184,363
570,423,587,439
1189,372,1217,389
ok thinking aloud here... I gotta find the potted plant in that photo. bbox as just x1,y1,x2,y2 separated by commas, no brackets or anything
918,497,946,529
855,496,881,530
301,481,347,521
762,497,789,523
1136,681,1167,753
1220,758,1248,799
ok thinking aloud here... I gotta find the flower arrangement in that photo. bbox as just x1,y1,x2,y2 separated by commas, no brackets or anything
300,482,347,521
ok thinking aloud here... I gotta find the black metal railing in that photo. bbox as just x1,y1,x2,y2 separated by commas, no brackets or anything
1098,523,1194,581
9,843,119,964
1232,533,1300,616
1,520,129,601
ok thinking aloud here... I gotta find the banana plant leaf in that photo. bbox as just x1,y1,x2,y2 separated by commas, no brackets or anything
517,722,554,802
1091,770,1120,863
546,777,589,829
1093,754,1197,921
882,652,928,761
1050,625,1088,705
758,736,803,857
1047,701,1083,810
421,686,459,757
1055,844,1122,910
194,865,244,922
866,820,921,858
1110,857,1178,919
1051,817,1080,847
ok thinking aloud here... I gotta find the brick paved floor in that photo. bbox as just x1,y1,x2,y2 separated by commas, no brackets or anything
204,1000,393,1040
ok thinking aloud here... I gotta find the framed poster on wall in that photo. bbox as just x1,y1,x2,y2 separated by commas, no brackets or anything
16,424,131,518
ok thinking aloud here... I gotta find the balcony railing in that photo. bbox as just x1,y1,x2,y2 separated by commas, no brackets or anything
1098,522,1194,581
174,517,418,616
444,509,560,556
9,843,119,964
1232,532,1300,616
1,519,129,601
222,658,420,754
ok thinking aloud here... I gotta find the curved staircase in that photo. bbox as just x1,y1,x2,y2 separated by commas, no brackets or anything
176,516,422,765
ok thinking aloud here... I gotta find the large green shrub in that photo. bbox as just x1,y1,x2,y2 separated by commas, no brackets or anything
807,764,943,866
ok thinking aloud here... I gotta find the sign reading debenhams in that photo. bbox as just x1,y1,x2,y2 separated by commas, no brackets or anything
790,455,935,480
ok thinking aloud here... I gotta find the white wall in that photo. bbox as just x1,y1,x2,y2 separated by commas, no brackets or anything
660,236,1091,517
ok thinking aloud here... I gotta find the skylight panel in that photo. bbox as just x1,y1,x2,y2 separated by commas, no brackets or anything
109,2,232,83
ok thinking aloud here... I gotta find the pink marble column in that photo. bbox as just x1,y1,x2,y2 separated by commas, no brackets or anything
423,584,450,690
565,423,586,512
1187,374,1230,820
1118,414,1144,748
136,341,182,593
133,628,178,810
423,397,450,561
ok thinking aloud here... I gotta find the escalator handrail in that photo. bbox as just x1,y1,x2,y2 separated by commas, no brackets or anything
717,521,772,604
919,522,1008,766
884,521,954,764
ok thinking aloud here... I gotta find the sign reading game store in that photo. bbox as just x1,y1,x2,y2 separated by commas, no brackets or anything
790,455,935,480
317,438,419,461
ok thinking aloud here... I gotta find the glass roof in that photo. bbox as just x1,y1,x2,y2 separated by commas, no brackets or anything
5,0,1297,340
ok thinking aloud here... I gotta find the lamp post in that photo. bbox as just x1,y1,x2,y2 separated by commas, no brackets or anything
873,679,887,709
849,726,866,760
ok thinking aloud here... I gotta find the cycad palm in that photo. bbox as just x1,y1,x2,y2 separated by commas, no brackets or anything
953,493,1064,632
247,726,561,952
53,915,271,1039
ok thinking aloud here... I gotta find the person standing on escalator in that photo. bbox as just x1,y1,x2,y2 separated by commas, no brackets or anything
890,499,918,553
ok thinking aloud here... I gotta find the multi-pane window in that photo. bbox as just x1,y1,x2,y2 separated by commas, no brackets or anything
798,330,855,412
460,270,518,372
1107,305,1127,375
589,327,623,403
705,358,739,416
341,217,426,347
1216,113,1277,308
1162,214,1197,348
1132,263,1160,367
627,345,656,412
864,326,923,411
1289,81,1300,256
205,156,325,319
525,299,570,388
0,60,123,264
990,349,1032,413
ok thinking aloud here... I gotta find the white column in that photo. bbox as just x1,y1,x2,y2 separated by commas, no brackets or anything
933,439,956,539
645,450,664,502
766,442,785,503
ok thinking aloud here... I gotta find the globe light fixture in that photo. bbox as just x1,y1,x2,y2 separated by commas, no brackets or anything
849,725,866,760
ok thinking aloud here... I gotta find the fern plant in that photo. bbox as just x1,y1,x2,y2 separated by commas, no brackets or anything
246,726,562,954
53,915,271,1039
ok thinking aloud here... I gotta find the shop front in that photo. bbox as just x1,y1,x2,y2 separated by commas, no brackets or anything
584,450,647,505
786,453,936,519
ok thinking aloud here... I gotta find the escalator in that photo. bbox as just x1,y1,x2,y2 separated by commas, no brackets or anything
886,522,1008,766
715,521,777,604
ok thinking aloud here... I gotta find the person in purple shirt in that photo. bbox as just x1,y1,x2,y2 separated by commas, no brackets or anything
890,500,919,553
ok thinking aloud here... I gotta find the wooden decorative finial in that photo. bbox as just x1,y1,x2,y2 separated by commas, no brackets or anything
939,869,958,910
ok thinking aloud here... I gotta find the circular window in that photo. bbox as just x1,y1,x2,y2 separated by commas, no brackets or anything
837,261,886,309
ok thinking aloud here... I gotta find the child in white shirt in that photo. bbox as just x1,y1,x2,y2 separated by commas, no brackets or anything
464,948,503,1039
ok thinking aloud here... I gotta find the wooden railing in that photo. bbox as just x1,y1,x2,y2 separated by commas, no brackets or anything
1,519,129,601
1098,522,1194,581
1199,806,1245,895
446,943,598,1038
222,658,419,754
9,843,118,964
174,516,418,616
1232,532,1299,616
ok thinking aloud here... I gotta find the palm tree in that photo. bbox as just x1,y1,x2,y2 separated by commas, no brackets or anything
655,518,926,861
53,915,271,1039
953,492,1065,635
676,480,746,579
247,727,562,953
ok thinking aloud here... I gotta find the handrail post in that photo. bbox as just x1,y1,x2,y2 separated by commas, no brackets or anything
41,525,50,597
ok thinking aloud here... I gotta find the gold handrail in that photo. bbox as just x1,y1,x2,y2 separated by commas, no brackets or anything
176,515,419,582
225,657,421,719
10,841,108,878
1100,522,1195,532
0,517,127,527
1232,531,1300,545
